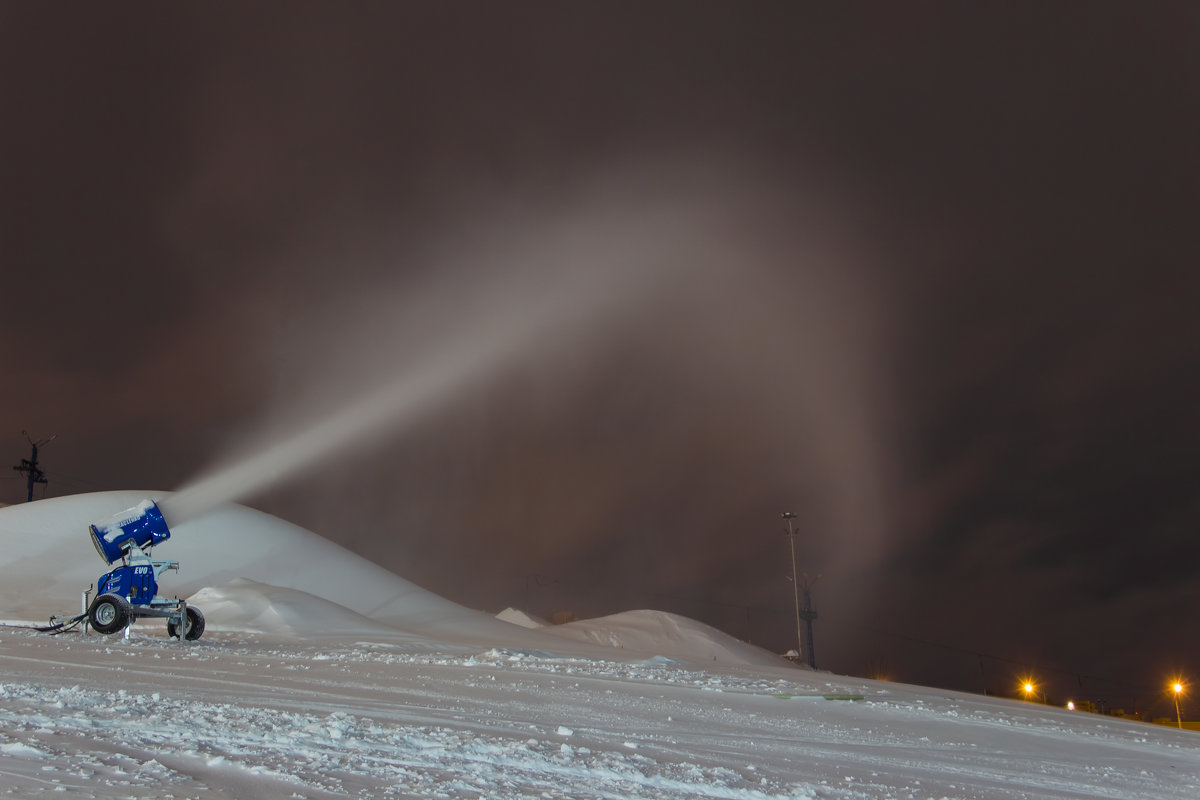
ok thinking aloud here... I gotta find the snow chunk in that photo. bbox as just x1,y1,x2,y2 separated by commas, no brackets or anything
1,741,49,758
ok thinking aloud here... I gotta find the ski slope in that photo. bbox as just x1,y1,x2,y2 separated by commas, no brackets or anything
0,493,1196,799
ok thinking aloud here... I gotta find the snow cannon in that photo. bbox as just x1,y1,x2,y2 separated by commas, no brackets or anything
82,500,205,641
89,499,170,565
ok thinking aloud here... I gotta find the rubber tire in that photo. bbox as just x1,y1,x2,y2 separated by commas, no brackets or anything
167,606,205,641
89,594,131,635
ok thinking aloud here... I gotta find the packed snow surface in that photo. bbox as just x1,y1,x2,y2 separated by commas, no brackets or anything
1,492,1197,799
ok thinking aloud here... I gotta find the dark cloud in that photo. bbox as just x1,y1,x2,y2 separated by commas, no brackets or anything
2,2,1199,709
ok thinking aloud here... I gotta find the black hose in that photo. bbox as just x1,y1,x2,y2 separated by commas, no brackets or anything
0,614,88,634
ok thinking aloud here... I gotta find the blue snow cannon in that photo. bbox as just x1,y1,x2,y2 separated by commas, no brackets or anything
84,500,204,641
89,499,171,564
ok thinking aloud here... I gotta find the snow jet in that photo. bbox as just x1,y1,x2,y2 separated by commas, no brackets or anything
163,304,563,525
165,160,894,596
165,169,717,525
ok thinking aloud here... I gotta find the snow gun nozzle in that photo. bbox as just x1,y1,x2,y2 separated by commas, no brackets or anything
88,499,172,565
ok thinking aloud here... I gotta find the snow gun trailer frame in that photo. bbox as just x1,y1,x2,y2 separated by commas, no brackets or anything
85,500,205,640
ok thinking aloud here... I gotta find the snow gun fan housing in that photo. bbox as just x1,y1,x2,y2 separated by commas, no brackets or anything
81,500,204,640
89,499,170,564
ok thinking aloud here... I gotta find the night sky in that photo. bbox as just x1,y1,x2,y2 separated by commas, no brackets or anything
3,3,1198,715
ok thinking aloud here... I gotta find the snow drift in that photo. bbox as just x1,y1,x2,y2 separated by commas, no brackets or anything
0,492,788,666
186,578,411,639
0,491,512,638
544,609,775,665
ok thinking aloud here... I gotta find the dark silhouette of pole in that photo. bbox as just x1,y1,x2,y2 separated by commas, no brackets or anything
13,431,54,501
799,576,819,669
780,512,804,662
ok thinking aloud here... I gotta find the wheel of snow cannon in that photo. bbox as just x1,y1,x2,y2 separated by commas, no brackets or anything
167,606,205,641
88,593,131,635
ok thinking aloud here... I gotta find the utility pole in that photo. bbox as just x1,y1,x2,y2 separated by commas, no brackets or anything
780,512,804,663
798,572,819,669
13,430,54,501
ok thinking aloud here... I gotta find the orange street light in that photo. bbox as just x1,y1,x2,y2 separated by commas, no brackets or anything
1020,678,1042,703
1172,680,1185,729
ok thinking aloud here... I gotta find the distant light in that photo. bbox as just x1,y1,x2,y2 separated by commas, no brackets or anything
1173,682,1184,695
1023,682,1034,694
1067,701,1076,711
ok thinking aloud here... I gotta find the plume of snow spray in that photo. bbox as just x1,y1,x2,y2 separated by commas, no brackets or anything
163,162,893,589
163,184,702,525
162,320,540,524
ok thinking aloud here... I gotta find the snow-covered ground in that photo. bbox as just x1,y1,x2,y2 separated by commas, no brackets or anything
1,493,1197,799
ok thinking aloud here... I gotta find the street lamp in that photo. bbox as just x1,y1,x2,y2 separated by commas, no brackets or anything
1021,678,1043,703
1172,680,1185,729
781,512,803,662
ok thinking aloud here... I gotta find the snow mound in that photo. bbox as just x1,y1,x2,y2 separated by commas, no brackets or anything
495,607,548,628
0,491,514,641
542,609,791,668
0,492,789,667
187,578,413,639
